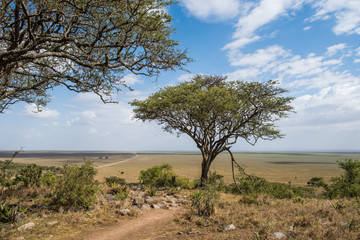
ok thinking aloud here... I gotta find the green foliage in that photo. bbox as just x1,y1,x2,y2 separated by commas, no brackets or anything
1,0,191,113
328,159,360,198
131,74,294,185
190,184,220,217
331,202,345,210
41,172,57,186
108,185,129,201
0,204,25,223
51,161,98,210
239,194,258,205
15,164,42,187
105,176,126,186
139,163,192,189
307,177,326,187
232,168,314,199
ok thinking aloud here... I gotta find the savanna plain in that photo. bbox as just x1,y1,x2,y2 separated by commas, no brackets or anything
1,151,360,239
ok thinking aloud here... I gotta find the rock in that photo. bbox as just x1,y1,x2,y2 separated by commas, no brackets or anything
152,204,160,209
273,232,286,239
133,197,145,207
141,204,151,210
15,212,26,223
18,222,35,231
131,205,140,210
105,194,117,201
46,221,58,226
16,237,25,240
224,224,236,231
117,209,131,216
145,196,161,205
1,224,14,232
165,197,176,204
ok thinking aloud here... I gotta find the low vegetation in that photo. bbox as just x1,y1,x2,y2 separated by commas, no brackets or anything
0,156,360,239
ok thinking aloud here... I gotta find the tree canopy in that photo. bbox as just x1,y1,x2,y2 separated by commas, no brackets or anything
0,0,191,112
131,75,294,184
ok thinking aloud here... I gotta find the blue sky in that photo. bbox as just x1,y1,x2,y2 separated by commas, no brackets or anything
1,0,360,152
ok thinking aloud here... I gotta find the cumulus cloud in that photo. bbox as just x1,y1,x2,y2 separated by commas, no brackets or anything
181,0,242,21
326,43,346,56
122,74,143,85
224,0,306,50
309,0,360,35
23,104,59,119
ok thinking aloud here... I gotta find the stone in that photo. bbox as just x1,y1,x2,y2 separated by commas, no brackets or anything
18,222,35,231
133,197,145,207
16,237,25,240
117,209,131,216
273,232,286,239
105,194,117,201
1,224,14,232
152,204,160,209
141,204,151,210
145,196,161,205
224,224,236,231
15,212,26,223
46,221,58,226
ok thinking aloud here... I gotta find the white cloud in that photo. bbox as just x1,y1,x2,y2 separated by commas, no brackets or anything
224,0,306,51
326,43,346,56
310,0,360,35
122,74,143,85
181,0,241,21
23,104,59,119
303,26,311,31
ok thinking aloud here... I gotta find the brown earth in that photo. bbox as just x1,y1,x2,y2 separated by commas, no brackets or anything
71,208,182,240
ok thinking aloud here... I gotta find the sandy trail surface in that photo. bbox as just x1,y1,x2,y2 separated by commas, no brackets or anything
76,208,181,240
96,154,138,169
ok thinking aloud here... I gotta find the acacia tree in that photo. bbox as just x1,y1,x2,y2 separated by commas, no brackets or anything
0,0,190,112
131,75,294,185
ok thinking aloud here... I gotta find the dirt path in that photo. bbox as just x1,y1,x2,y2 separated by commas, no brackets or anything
96,153,138,169
77,208,181,240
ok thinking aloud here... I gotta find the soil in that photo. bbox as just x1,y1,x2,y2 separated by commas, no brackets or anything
73,208,182,240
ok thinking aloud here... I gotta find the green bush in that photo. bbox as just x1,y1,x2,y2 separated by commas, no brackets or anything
15,164,42,187
108,185,129,201
105,176,126,186
41,172,57,186
51,161,98,210
190,184,219,216
231,168,314,199
0,204,25,223
326,158,360,198
139,163,192,189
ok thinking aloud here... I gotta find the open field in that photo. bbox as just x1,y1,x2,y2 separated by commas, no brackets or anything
1,151,360,186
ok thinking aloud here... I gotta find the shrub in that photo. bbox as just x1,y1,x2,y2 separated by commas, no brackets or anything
327,159,360,198
41,172,57,186
0,204,25,223
51,161,98,210
139,163,192,189
190,184,219,216
108,185,129,201
15,164,42,187
231,168,314,199
105,176,126,186
307,177,326,187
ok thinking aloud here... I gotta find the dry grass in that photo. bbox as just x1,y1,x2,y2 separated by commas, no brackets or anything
174,193,360,239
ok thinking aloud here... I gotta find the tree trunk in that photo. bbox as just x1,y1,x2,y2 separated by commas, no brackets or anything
200,159,210,186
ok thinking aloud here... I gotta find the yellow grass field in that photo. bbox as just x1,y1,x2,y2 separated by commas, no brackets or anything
2,151,360,186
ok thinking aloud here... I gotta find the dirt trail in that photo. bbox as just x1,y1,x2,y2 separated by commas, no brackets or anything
77,208,181,240
96,154,138,169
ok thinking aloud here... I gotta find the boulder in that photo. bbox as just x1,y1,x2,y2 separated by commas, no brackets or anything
18,222,35,231
46,221,58,226
273,232,286,239
117,209,131,216
224,224,236,231
133,197,145,207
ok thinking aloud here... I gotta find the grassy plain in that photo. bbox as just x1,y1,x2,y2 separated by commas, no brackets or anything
2,151,360,186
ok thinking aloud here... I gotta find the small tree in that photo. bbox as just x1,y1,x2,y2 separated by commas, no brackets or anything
0,0,191,112
131,75,294,185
